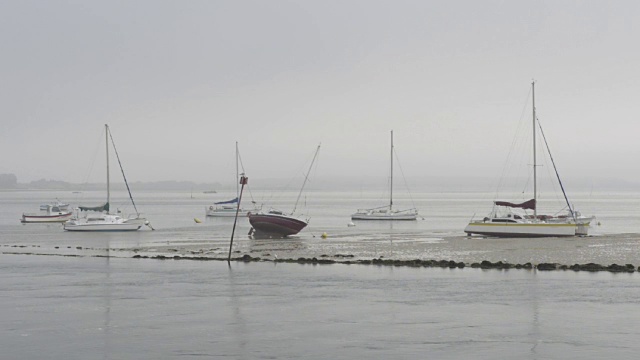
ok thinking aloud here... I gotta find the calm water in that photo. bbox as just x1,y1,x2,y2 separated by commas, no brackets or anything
2,190,640,358
2,254,640,359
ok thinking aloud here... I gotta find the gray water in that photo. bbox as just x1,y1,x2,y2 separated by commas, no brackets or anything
2,255,640,359
3,190,640,359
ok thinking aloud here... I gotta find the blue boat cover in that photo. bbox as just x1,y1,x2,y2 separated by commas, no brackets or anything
215,197,238,205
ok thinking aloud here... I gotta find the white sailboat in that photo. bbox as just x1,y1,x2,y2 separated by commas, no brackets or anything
206,142,250,217
351,131,418,221
64,124,151,232
464,82,591,237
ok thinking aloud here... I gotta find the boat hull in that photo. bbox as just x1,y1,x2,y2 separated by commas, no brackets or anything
63,223,142,231
63,215,145,231
21,212,73,223
351,211,417,220
248,213,307,236
464,222,586,237
205,206,247,217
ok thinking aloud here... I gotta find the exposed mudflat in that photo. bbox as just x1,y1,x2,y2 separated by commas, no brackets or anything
4,232,640,273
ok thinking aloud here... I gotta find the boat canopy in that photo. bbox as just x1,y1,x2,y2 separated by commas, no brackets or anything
494,199,535,210
79,202,110,212
215,197,238,205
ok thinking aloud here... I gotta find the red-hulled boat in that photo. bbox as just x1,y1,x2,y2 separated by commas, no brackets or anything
247,144,320,237
248,210,308,236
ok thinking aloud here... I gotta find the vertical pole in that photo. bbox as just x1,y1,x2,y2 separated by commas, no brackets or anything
235,141,239,199
105,124,110,213
228,175,248,262
390,130,393,211
532,81,537,220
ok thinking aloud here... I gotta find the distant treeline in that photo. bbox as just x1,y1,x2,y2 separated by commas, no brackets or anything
0,174,222,191
1,173,638,192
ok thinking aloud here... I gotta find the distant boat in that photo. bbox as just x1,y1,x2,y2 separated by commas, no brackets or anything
22,205,72,223
464,82,591,237
64,124,151,232
351,130,418,221
206,197,243,218
203,190,217,194
248,144,321,237
206,142,250,217
40,199,69,211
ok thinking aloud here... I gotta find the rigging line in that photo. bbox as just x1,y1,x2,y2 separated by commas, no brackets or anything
107,128,139,216
539,130,563,205
265,149,314,204
393,147,417,210
495,86,533,198
536,117,576,222
77,129,105,203
292,144,321,215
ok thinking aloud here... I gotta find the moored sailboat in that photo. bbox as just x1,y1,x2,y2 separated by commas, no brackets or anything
464,82,591,237
351,130,418,220
64,124,151,232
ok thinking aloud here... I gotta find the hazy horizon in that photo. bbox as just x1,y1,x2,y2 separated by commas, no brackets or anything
4,173,640,194
2,1,639,187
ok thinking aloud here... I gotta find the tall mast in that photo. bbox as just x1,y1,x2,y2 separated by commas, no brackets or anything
390,130,394,211
292,144,321,214
105,124,110,212
235,141,239,198
532,81,537,220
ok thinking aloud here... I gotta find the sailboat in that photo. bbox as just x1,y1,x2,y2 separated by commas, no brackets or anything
248,144,321,237
64,124,151,232
464,82,591,237
205,142,248,217
351,131,418,220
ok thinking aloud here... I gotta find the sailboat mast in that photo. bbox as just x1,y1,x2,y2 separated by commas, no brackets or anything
105,124,110,212
532,81,537,220
292,144,321,214
390,130,394,211
235,141,239,198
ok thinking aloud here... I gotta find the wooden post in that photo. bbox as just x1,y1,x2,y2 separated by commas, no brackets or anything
228,175,248,262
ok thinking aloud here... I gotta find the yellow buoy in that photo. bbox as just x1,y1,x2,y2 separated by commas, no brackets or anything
194,218,202,224
321,232,328,239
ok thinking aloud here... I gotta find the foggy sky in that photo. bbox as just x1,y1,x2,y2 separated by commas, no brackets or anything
1,0,639,190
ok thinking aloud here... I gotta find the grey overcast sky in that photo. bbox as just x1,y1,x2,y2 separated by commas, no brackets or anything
1,0,638,186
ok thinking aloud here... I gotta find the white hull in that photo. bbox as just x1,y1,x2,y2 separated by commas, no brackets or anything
205,207,247,217
64,222,142,231
464,221,588,237
64,215,145,231
351,212,417,221
21,212,73,223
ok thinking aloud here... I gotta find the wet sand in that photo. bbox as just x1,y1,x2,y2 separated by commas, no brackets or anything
4,232,640,273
